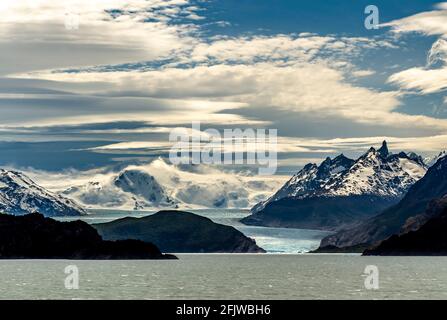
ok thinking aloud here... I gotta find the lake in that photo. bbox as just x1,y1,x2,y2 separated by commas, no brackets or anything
1,255,446,299
3,210,447,300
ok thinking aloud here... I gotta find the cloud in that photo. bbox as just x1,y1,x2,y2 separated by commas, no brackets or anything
11,57,447,135
293,135,447,154
388,66,447,94
384,2,447,36
386,4,447,95
2,0,447,167
351,69,376,77
0,0,200,75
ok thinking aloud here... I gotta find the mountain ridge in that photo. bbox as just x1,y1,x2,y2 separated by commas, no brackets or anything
242,141,427,230
0,169,86,217
320,153,447,249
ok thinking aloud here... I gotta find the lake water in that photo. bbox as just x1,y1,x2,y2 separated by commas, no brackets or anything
57,209,332,253
1,255,447,299
4,210,447,299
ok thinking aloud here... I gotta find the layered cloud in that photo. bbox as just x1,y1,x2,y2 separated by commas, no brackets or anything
386,3,447,96
1,0,447,175
0,0,200,74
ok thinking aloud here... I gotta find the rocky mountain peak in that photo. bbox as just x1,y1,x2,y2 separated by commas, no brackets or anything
251,142,427,214
378,140,389,158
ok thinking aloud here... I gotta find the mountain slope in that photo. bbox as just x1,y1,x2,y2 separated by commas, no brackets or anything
94,210,265,253
320,154,447,248
251,154,354,214
0,169,85,217
363,196,447,256
242,141,427,230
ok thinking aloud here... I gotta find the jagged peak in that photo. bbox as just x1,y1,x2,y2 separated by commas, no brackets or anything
433,152,447,169
333,153,354,163
377,140,389,158
302,163,318,171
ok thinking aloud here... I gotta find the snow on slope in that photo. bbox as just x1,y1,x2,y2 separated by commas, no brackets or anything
426,151,447,167
29,158,286,211
253,141,427,213
0,169,86,216
322,149,426,197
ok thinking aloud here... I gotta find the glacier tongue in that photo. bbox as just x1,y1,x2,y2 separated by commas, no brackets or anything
0,169,86,217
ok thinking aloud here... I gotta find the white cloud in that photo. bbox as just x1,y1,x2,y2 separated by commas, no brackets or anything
0,0,200,74
386,4,447,95
2,0,447,151
388,66,447,94
289,135,447,154
384,2,447,36
351,69,376,77
17,59,447,132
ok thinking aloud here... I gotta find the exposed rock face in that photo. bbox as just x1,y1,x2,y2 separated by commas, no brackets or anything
0,169,86,217
242,195,398,231
243,141,426,230
94,210,266,253
364,196,447,256
114,169,176,207
0,213,175,259
320,154,447,249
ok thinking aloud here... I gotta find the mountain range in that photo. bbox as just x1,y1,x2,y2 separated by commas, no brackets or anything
320,153,447,250
61,159,280,211
242,141,428,230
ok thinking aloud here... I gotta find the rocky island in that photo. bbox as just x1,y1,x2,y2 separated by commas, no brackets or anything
94,210,265,253
0,212,176,259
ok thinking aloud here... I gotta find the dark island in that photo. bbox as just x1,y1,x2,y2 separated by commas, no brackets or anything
0,213,176,259
94,210,265,253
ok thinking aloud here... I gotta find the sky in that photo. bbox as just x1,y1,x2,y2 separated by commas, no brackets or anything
0,0,447,176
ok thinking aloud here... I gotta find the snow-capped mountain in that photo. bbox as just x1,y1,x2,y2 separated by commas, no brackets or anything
61,158,284,210
320,146,426,198
252,141,426,215
251,154,354,213
320,152,447,249
63,169,177,210
114,170,177,208
244,141,428,230
0,169,86,217
426,151,447,167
